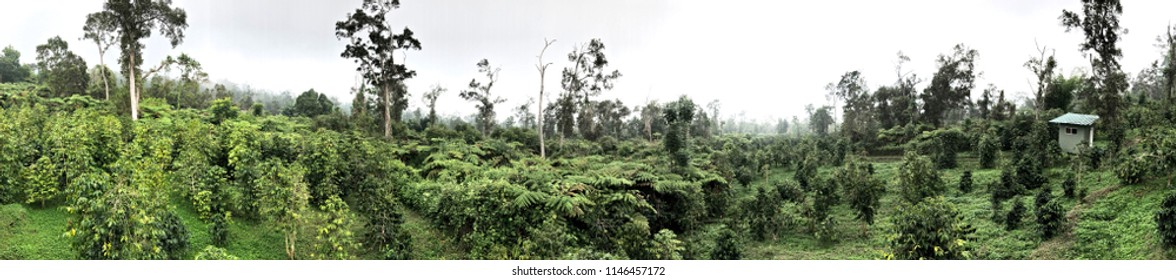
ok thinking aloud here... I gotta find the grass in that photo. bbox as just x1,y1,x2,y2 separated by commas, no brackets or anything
740,151,1171,260
0,203,72,259
400,207,466,259
167,194,288,260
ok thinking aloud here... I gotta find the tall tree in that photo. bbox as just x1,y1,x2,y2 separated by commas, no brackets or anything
1060,0,1127,125
978,84,995,119
535,38,555,158
512,98,537,129
89,0,188,120
1025,42,1058,114
460,59,505,136
561,39,621,140
0,46,33,83
336,0,422,139
35,36,90,97
1159,24,1176,105
82,11,118,100
172,54,206,108
706,100,721,136
291,89,334,117
921,44,979,127
421,84,444,127
829,71,874,142
809,105,834,137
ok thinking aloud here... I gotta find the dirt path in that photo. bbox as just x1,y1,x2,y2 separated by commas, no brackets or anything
1029,182,1121,259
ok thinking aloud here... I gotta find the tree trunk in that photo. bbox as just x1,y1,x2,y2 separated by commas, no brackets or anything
129,54,138,120
538,80,546,158
383,82,392,139
99,49,110,100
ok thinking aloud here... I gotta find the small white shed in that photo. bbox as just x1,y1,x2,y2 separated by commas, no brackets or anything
1048,113,1099,153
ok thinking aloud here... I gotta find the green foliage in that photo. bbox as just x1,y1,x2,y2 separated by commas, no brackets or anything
663,95,695,169
650,229,685,260
885,196,975,260
807,178,839,243
959,171,974,193
1006,198,1026,231
289,88,334,117
255,160,310,259
1015,155,1047,190
914,128,968,169
744,186,784,241
210,212,230,247
311,196,359,260
837,160,883,225
978,134,999,169
209,98,238,125
1115,153,1149,185
793,153,819,190
897,151,943,205
1156,191,1176,249
194,246,239,260
1036,199,1065,239
22,156,59,207
711,228,742,260
159,211,190,259
1063,175,1077,199
300,129,344,206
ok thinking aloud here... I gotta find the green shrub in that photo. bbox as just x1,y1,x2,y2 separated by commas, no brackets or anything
311,196,359,260
1005,198,1026,231
1015,156,1047,190
22,156,59,207
160,211,190,259
711,228,742,260
210,212,230,247
1115,153,1149,185
884,196,975,260
1036,199,1065,239
897,151,943,205
1063,176,1077,199
194,246,239,260
745,186,784,241
650,229,685,260
978,134,999,169
1157,190,1176,249
837,160,883,225
959,171,973,194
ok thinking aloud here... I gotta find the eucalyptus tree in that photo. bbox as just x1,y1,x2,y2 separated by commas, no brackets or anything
336,0,422,138
421,84,445,127
86,0,188,120
920,44,979,127
561,39,621,140
1060,0,1127,125
82,11,118,99
535,38,555,158
1025,42,1058,113
460,59,506,136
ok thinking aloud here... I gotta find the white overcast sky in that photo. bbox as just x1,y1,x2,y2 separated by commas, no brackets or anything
3,0,1175,121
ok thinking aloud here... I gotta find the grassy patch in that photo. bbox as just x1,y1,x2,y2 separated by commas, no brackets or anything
0,204,72,259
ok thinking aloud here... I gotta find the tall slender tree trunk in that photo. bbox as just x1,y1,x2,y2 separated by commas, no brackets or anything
383,82,392,138
99,50,110,100
538,89,545,158
129,54,139,120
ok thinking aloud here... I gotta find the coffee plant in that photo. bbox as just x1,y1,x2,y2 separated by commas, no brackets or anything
1156,190,1176,249
884,196,975,260
897,151,943,205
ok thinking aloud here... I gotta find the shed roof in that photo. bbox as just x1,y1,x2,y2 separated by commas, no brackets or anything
1048,113,1099,126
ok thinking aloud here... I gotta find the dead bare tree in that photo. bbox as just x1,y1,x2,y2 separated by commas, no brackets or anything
536,38,556,159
